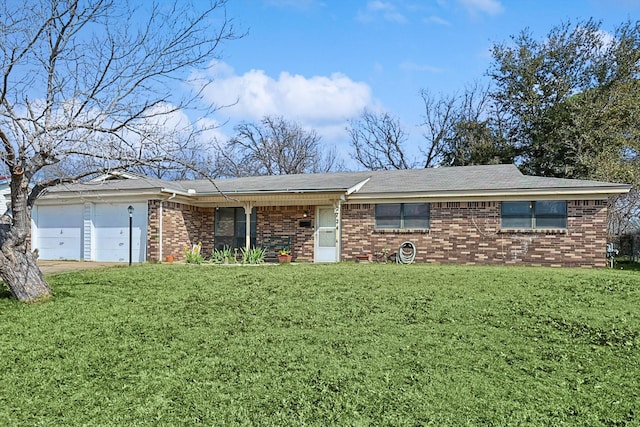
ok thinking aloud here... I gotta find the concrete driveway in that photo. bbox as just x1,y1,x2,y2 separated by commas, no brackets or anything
37,260,127,274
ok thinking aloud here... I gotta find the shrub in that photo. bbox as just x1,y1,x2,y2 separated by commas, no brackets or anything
184,242,204,264
211,246,236,264
241,247,266,264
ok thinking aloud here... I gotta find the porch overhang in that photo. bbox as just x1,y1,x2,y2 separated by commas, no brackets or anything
160,188,348,208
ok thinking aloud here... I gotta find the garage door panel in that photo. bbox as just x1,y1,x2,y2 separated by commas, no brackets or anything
94,203,147,262
35,205,83,260
37,228,82,239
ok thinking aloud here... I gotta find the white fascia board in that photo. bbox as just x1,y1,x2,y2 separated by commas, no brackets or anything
160,187,196,197
346,186,631,203
90,171,145,182
36,189,163,203
180,191,346,207
346,177,371,195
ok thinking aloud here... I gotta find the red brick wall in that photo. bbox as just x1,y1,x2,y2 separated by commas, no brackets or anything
144,199,609,266
147,202,314,262
341,200,608,267
147,200,214,262
257,205,315,262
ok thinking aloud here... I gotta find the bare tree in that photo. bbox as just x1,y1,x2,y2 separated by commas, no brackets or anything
348,86,498,171
609,190,640,237
0,0,240,301
347,109,414,170
418,89,459,168
216,116,343,177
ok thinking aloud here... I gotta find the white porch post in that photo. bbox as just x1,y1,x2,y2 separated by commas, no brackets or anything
243,203,253,251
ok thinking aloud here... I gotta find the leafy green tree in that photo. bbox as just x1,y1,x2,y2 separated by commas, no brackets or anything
489,19,640,184
441,119,515,166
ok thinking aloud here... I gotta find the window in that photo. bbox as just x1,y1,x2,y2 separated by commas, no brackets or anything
501,201,567,229
214,207,257,250
375,203,430,229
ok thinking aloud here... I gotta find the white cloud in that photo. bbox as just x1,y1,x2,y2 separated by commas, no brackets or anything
457,0,504,16
357,1,407,24
424,15,451,26
197,62,374,142
596,29,615,51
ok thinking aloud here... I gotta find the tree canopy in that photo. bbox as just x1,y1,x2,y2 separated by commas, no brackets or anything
349,18,640,188
216,116,343,177
0,0,239,301
489,18,640,184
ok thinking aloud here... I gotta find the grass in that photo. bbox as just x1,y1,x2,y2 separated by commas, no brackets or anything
1,263,639,426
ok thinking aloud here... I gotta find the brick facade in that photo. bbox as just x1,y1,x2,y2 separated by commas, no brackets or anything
341,200,608,267
146,202,315,262
143,199,609,267
146,200,214,262
257,205,315,262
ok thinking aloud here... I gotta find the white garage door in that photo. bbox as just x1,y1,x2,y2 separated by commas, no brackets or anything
34,205,84,260
94,203,147,262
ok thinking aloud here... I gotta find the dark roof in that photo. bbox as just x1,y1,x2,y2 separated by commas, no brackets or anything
354,164,626,194
44,174,170,194
42,164,630,197
176,164,629,195
174,171,372,194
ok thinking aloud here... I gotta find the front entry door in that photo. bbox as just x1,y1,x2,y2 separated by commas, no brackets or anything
315,206,338,263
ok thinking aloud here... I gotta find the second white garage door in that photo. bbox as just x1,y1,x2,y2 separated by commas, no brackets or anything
93,203,147,262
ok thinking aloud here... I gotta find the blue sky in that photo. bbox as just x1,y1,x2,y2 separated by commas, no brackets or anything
198,0,640,166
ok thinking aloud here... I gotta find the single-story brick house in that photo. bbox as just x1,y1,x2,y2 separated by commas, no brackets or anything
31,164,631,267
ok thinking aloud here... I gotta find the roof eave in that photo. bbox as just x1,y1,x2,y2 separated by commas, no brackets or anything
347,186,631,202
40,188,166,200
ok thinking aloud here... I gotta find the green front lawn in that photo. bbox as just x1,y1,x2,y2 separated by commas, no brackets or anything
1,264,638,426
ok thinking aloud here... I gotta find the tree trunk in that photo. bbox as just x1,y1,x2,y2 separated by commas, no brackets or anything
0,244,52,302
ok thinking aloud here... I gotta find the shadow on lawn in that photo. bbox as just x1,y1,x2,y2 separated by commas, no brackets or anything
0,287,13,299
613,260,640,271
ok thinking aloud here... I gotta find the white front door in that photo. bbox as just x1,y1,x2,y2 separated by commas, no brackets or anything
314,206,338,263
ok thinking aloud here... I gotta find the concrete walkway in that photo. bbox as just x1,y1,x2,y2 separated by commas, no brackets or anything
37,260,127,274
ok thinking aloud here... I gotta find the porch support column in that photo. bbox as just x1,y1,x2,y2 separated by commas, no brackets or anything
243,202,253,251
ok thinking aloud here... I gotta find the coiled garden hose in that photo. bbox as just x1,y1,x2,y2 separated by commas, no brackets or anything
396,241,416,264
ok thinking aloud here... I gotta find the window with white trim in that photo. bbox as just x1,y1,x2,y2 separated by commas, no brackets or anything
501,201,567,229
375,203,430,229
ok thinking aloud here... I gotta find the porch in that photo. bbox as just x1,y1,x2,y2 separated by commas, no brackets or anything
148,201,341,263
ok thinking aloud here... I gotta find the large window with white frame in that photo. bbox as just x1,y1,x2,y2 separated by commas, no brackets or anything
375,203,430,229
501,201,567,229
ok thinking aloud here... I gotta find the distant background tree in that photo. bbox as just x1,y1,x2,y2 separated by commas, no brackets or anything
417,89,458,168
350,19,640,183
423,83,516,167
216,116,343,177
0,0,239,301
347,109,415,170
348,84,511,170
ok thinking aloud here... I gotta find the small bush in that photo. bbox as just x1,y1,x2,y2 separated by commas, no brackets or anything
184,242,204,264
211,246,237,264
241,247,266,264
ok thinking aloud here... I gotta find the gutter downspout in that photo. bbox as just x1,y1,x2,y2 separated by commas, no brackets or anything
159,193,177,262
